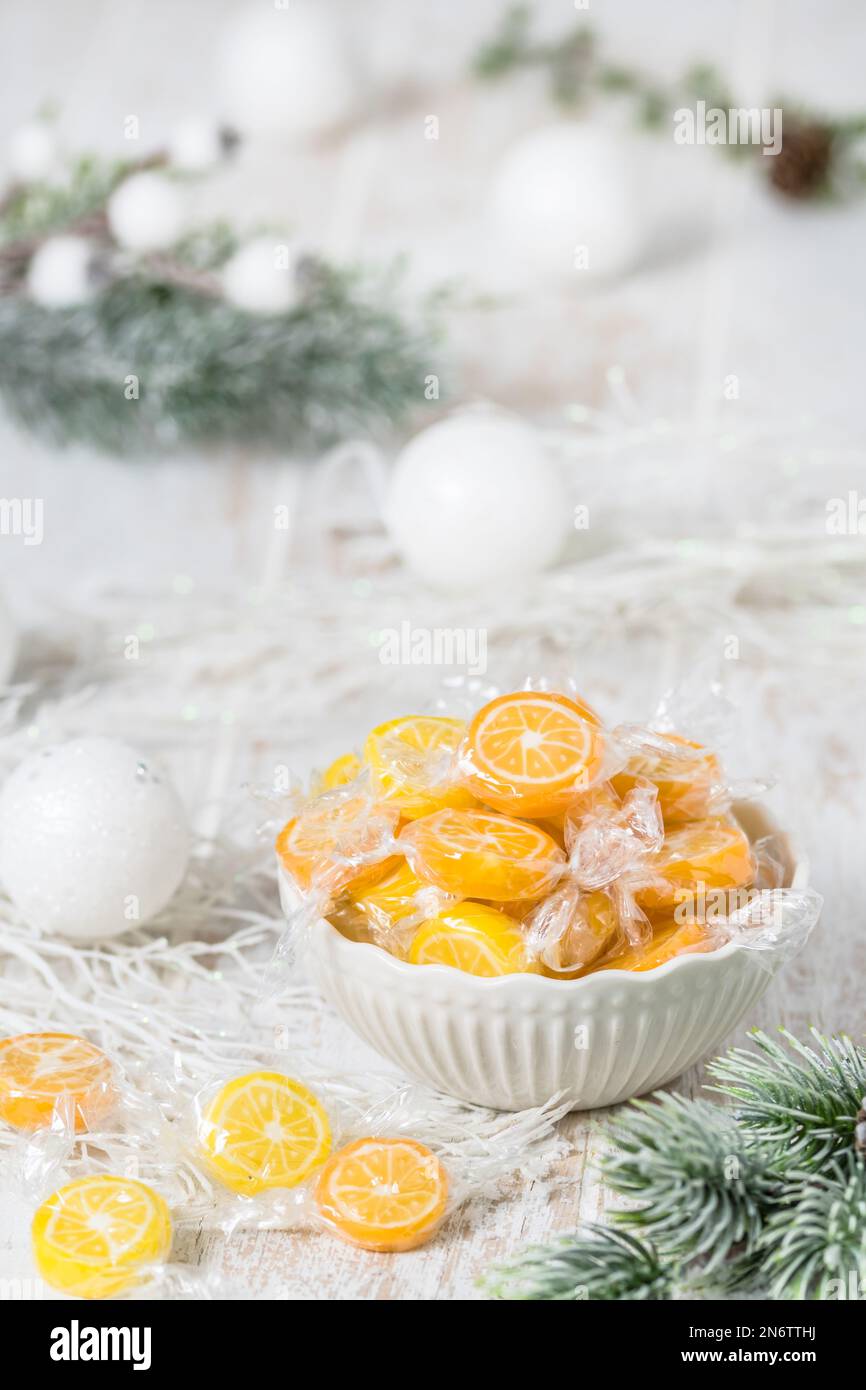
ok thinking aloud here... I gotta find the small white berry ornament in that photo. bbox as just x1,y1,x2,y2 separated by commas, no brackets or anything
218,1,362,139
168,117,227,173
222,237,299,315
107,172,185,253
27,236,95,308
491,121,642,284
0,738,190,941
8,120,63,183
384,409,570,592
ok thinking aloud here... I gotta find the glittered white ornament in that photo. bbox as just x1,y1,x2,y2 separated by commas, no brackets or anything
384,410,570,591
218,1,361,138
0,593,18,687
0,737,190,941
26,235,95,308
222,236,299,315
491,122,642,284
107,172,185,252
8,120,63,182
168,117,226,173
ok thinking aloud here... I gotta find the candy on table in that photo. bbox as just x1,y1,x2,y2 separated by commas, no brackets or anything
634,817,756,917
459,689,606,818
275,790,400,896
197,1072,332,1194
314,1137,449,1252
593,918,711,972
400,807,565,902
32,1175,172,1299
611,730,723,827
0,1032,116,1132
408,901,536,976
364,714,478,819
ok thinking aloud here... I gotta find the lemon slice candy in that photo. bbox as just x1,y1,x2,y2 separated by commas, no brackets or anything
32,1175,172,1300
198,1072,332,1194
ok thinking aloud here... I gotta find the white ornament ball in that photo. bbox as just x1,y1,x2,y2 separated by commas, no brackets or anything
0,737,190,941
27,235,94,308
107,172,185,252
0,594,18,687
218,2,361,138
169,117,225,173
222,236,299,315
384,411,570,591
8,120,62,182
491,122,642,284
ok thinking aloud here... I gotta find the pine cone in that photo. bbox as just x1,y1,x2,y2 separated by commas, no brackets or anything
770,119,834,199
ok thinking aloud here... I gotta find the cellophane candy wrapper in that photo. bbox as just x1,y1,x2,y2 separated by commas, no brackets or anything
268,776,407,986
28,1172,245,1301
187,1064,571,1249
524,779,665,974
0,1031,171,1204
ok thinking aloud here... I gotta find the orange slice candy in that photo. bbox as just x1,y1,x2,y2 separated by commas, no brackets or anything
635,817,756,916
0,1033,116,1132
364,715,477,820
400,807,565,902
276,793,399,895
612,732,723,827
462,690,605,818
408,901,534,976
594,918,711,972
314,1137,448,1251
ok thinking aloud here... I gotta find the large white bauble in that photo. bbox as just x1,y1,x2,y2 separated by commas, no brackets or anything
218,2,361,138
491,122,642,284
107,172,185,252
222,236,299,315
0,594,17,687
0,738,190,940
8,120,62,182
384,410,570,591
27,235,94,308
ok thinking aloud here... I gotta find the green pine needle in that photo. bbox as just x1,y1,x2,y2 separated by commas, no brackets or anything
760,1153,866,1300
604,1093,779,1272
479,1223,675,1301
708,1028,866,1168
0,261,439,454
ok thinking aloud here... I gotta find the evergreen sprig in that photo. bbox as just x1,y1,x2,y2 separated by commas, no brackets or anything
481,1030,866,1302
0,144,441,454
472,6,866,194
479,1224,676,1301
760,1154,866,1300
604,1093,779,1272
0,259,437,454
708,1028,866,1169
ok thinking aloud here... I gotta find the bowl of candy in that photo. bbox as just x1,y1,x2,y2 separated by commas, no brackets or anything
275,690,817,1112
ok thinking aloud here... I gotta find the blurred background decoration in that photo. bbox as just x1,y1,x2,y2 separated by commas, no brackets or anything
0,125,438,454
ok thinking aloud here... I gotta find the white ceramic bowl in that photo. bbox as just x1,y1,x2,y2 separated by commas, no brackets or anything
280,803,811,1112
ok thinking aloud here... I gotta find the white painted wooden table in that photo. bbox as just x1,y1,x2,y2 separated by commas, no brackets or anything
1,0,865,1300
